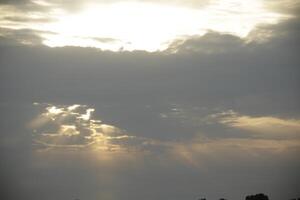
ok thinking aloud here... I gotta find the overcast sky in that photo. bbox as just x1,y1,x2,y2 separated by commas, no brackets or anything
0,0,300,200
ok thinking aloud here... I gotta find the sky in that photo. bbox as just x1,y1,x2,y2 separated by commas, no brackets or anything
0,0,300,200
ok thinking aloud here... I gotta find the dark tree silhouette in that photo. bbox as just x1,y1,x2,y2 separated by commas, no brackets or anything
245,193,269,200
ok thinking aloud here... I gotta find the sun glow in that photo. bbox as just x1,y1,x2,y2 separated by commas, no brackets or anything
41,0,284,51
1,0,286,51
43,2,204,51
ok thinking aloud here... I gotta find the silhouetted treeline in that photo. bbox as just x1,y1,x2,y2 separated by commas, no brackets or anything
198,193,300,200
246,193,269,200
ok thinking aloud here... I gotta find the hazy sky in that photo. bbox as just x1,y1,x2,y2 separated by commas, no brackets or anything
0,0,300,200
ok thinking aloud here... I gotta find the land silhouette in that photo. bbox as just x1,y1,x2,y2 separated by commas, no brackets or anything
197,193,300,200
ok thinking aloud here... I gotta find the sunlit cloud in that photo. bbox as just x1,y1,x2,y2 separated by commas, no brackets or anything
30,103,173,155
163,107,300,167
0,0,287,51
31,0,54,7
30,103,141,152
159,104,300,140
209,110,300,139
28,103,300,169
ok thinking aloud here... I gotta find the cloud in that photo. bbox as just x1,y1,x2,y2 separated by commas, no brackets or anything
30,103,137,151
169,136,300,173
168,19,300,54
0,27,48,45
265,0,300,15
210,110,300,139
0,0,287,51
29,103,167,154
92,37,121,43
29,103,300,165
166,31,246,54
0,0,29,5
3,16,53,23
0,0,211,11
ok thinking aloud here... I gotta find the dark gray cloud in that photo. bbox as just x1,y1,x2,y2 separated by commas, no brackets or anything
167,31,246,54
0,0,51,12
0,11,300,200
0,28,54,46
0,0,29,5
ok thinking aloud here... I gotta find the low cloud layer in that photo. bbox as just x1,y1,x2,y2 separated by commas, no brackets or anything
211,110,300,139
29,103,300,153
